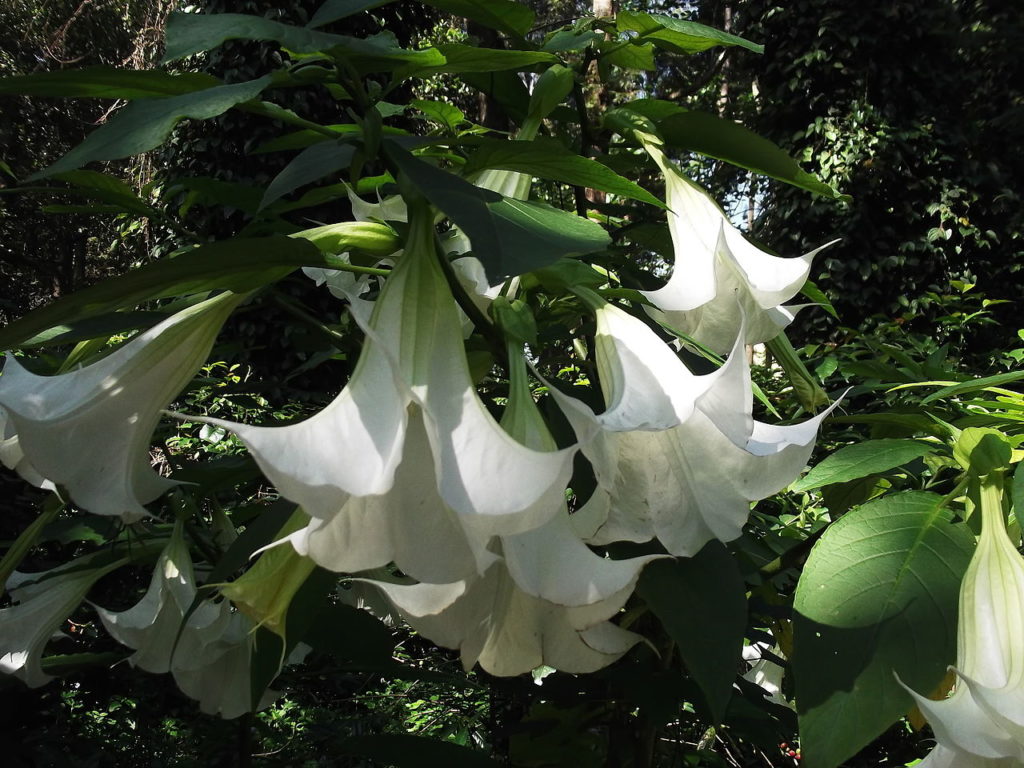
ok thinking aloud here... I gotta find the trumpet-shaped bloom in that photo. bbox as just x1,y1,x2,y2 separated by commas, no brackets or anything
371,564,643,677
97,525,276,718
1,557,123,686
193,208,576,589
640,144,831,354
742,642,791,709
903,477,1024,764
556,296,832,556
0,292,242,521
357,348,654,676
96,522,218,674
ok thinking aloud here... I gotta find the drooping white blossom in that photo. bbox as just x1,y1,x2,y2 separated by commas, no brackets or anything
192,207,576,590
632,135,830,354
0,292,243,521
556,292,832,556
1,557,124,687
96,523,276,719
903,476,1024,765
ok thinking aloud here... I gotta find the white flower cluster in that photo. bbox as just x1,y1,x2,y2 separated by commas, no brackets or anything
0,161,829,713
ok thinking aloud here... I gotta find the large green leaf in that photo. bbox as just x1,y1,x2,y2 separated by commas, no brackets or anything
658,111,848,200
616,11,763,55
463,137,665,208
163,12,444,69
638,542,746,724
310,0,533,36
260,141,355,209
18,311,170,349
307,0,395,27
30,77,273,179
526,64,575,122
460,70,531,122
0,234,384,350
417,43,557,75
793,492,975,768
338,735,501,767
420,0,534,37
792,439,936,492
919,370,1024,404
386,143,610,280
0,67,219,98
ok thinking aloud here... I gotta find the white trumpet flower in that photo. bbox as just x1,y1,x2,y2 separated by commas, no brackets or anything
1,557,124,687
903,473,1024,765
640,143,831,354
194,208,576,587
0,292,242,521
361,348,654,676
372,567,642,677
557,293,832,556
97,524,275,719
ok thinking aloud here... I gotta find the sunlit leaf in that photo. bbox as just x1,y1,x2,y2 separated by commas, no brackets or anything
792,439,935,492
793,492,975,768
616,11,764,55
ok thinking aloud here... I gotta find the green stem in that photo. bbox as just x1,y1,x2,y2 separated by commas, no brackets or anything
433,235,509,370
321,254,389,276
238,101,342,140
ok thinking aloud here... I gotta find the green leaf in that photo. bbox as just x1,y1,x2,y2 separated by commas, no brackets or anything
527,64,575,123
307,0,395,27
793,492,975,768
800,279,839,319
460,70,530,122
792,439,935,492
542,29,603,53
163,12,444,69
420,43,557,74
463,137,665,208
50,170,156,215
386,143,610,280
602,40,656,71
638,542,746,724
920,371,1024,404
167,176,264,216
260,141,355,209
616,11,764,55
657,111,848,200
420,0,534,37
0,236,329,350
1014,461,1024,519
30,77,274,179
0,66,219,98
18,310,168,348
338,734,501,767
411,99,465,131
301,600,396,664
253,124,357,153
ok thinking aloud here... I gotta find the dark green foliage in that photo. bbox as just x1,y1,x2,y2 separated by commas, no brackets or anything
742,1,1023,337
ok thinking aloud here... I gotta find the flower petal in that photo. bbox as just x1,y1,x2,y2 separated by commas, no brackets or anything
0,292,241,520
640,146,831,353
374,563,640,676
285,410,498,583
2,559,121,686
